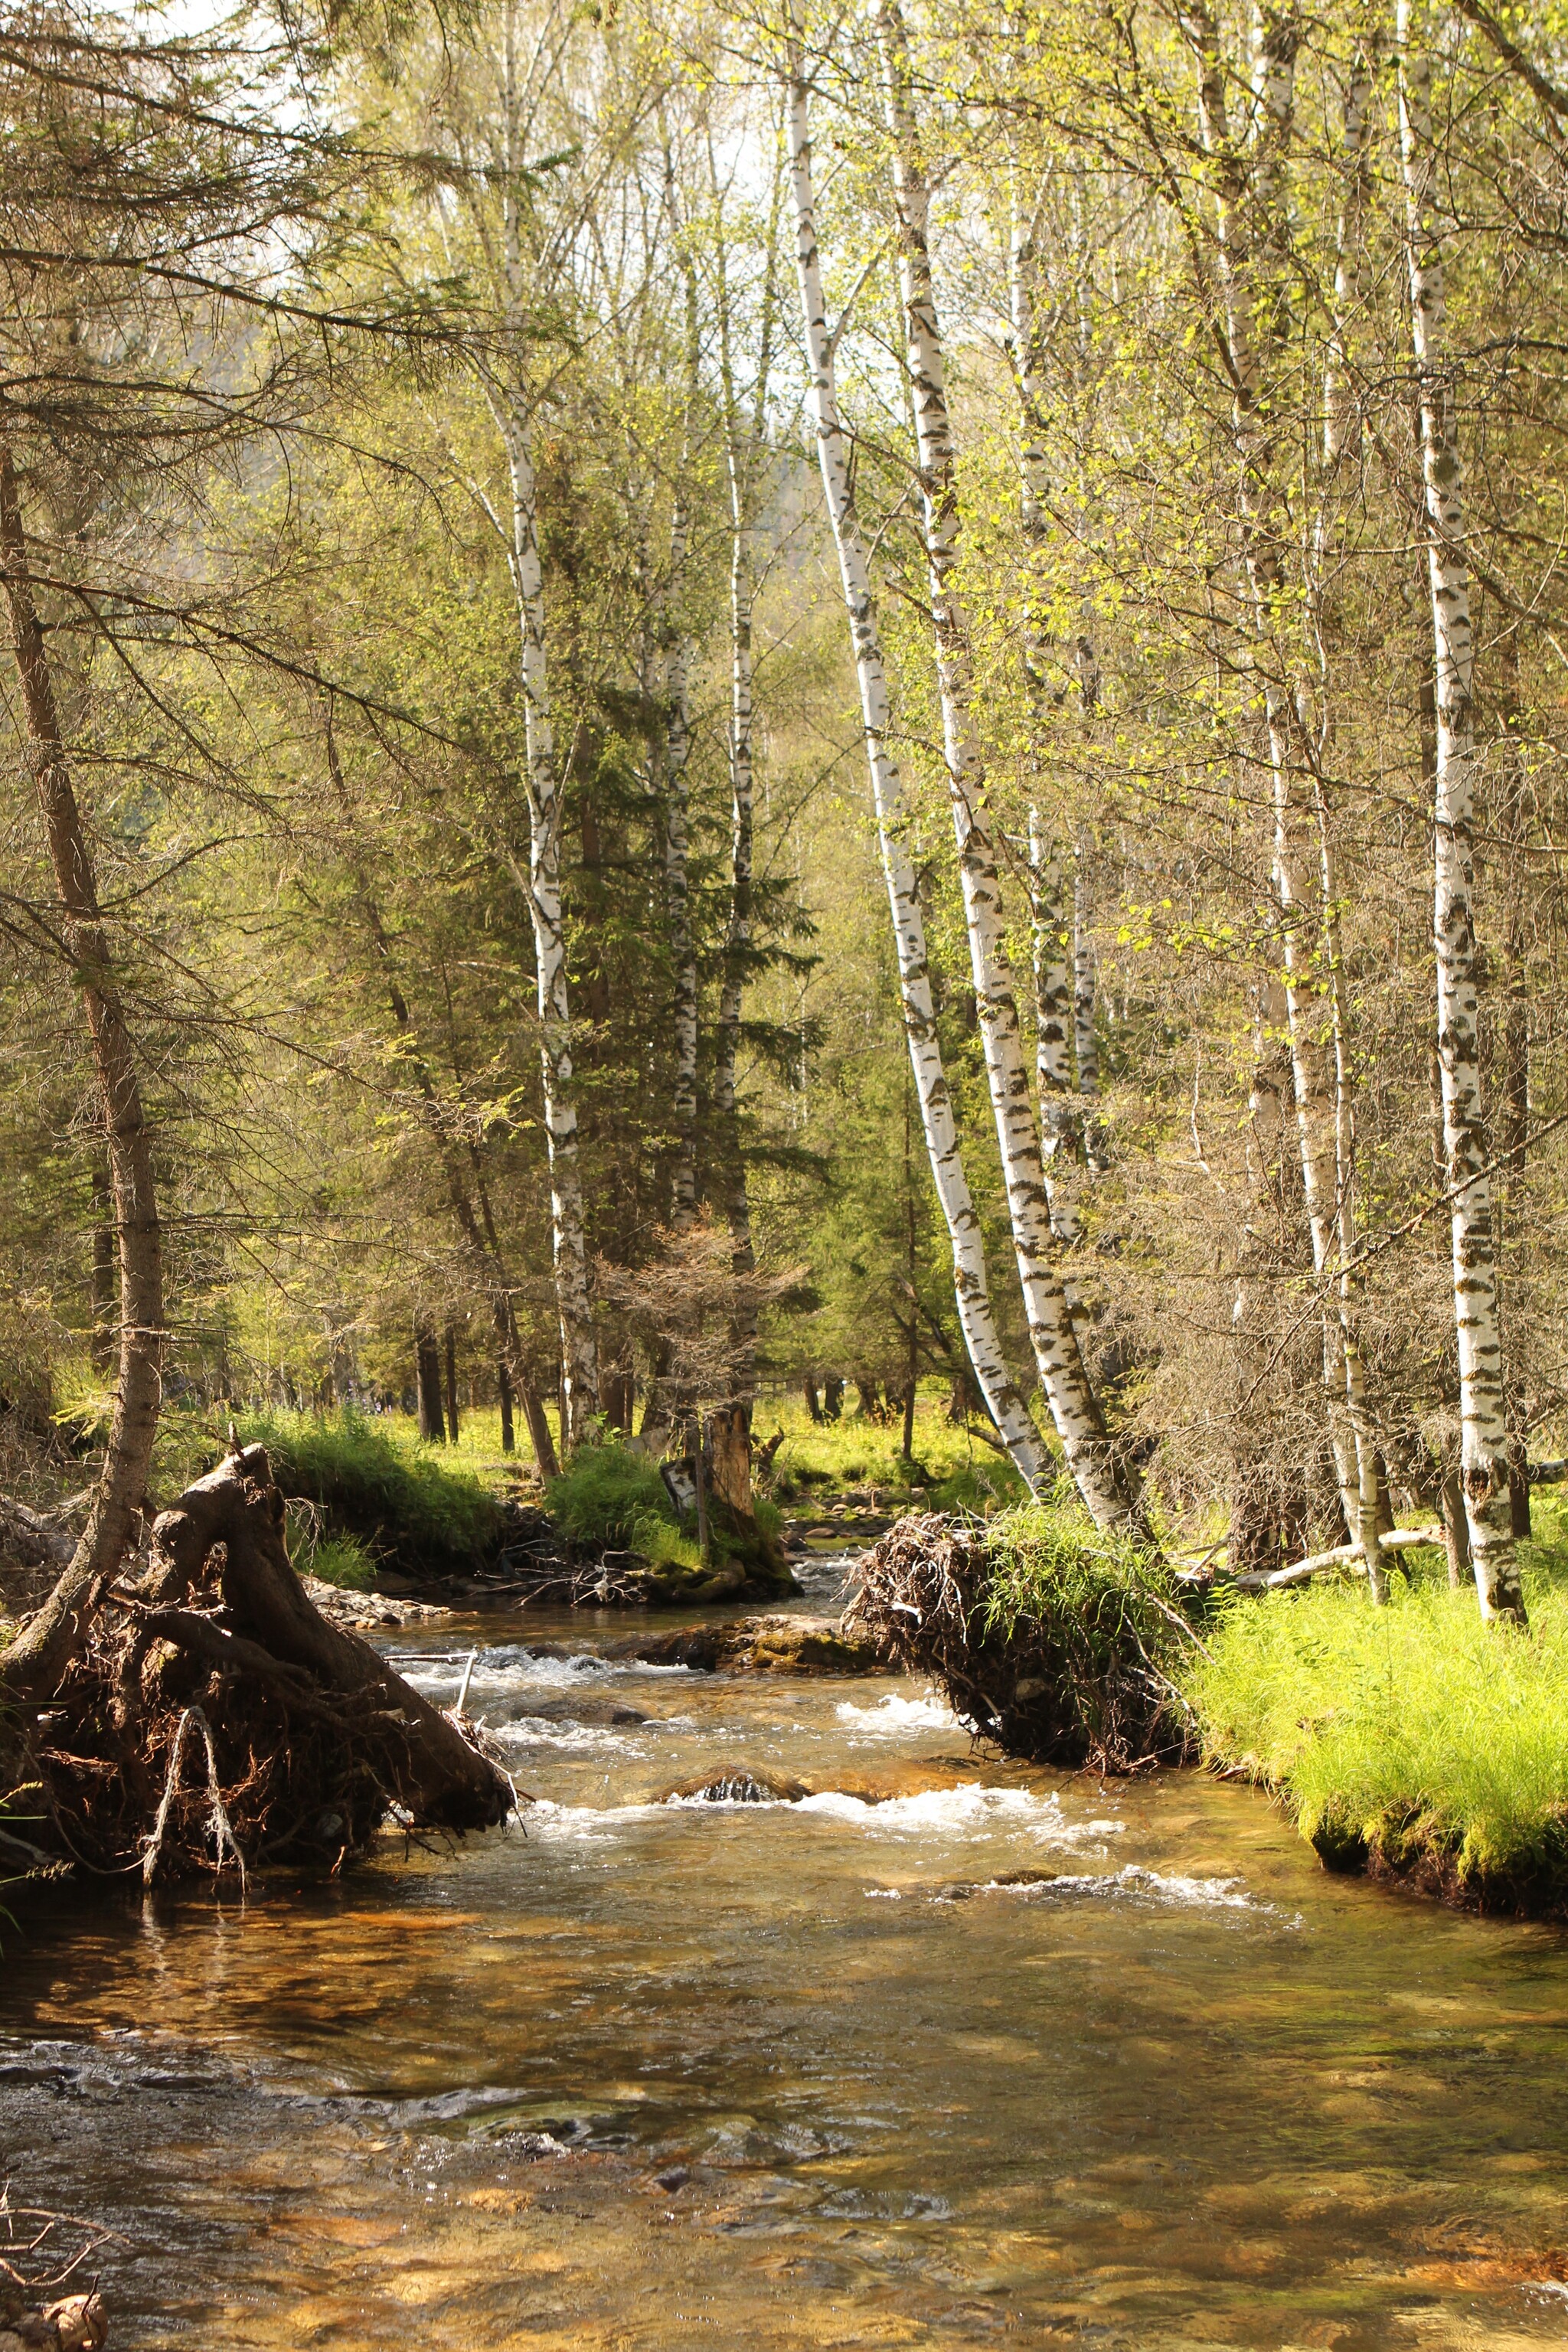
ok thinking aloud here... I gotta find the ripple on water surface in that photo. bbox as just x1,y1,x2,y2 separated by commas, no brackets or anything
2,1607,1567,2350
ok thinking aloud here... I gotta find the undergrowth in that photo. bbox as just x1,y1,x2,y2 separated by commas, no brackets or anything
851,1492,1191,1769
545,1446,701,1573
544,1442,788,1589
1181,1540,1568,1901
758,1386,1031,1512
227,1410,506,1576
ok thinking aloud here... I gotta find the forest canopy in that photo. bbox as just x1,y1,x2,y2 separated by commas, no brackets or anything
4,0,1568,1632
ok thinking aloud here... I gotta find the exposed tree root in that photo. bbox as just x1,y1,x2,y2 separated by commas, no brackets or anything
846,1514,1192,1772
8,1444,512,1887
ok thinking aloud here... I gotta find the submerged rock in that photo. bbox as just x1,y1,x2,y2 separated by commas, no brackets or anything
604,1614,884,1676
517,1694,648,1728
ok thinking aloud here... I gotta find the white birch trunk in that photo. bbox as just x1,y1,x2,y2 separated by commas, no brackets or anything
665,244,701,1231
786,27,1050,1494
497,8,596,1447
1028,812,1080,1244
876,0,1137,1530
1072,851,1100,1103
1011,182,1085,1238
1397,0,1524,1621
713,162,780,1400
1187,0,1382,1576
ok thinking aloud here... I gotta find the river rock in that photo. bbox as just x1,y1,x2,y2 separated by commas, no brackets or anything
518,1694,649,1727
662,1768,812,1803
604,1614,885,1675
301,1576,450,1631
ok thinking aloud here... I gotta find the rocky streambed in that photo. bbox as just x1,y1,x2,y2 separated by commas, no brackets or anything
5,1550,1568,2349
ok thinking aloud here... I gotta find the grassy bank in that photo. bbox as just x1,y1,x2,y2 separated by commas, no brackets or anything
544,1442,793,1599
754,1387,1030,1516
1182,1533,1568,1912
854,1495,1568,1915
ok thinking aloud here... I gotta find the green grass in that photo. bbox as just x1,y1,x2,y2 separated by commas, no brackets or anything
981,1493,1183,1646
1181,1532,1568,1900
544,1444,701,1575
226,1408,507,1576
756,1385,1031,1513
291,1525,379,1590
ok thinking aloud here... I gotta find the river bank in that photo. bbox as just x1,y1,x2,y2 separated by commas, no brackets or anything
852,1498,1568,1924
4,1567,1568,2350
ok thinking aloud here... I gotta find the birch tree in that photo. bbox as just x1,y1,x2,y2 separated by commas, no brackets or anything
446,0,602,1445
786,12,1050,1493
1397,0,1524,1622
875,0,1140,1530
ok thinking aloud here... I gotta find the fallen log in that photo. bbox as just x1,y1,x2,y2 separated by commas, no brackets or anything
139,1443,510,1828
1237,1526,1445,1592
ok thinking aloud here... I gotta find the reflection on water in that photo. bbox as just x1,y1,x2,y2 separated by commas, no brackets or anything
5,1583,1568,2348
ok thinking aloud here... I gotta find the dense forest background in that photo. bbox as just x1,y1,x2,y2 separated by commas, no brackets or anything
5,0,1568,1613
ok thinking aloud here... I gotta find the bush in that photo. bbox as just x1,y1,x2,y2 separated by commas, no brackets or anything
230,1409,505,1578
296,1528,378,1591
545,1443,678,1553
1183,1567,1568,1903
849,1496,1194,1769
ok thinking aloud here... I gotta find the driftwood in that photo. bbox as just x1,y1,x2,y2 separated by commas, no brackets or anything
5,1442,511,1884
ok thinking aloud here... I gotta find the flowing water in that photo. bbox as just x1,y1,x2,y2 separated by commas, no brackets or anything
5,1555,1568,2349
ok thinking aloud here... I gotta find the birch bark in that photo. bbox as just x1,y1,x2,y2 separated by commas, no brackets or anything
664,168,701,1230
1397,0,1524,1620
495,4,597,1447
712,156,781,1402
1009,175,1084,1240
786,25,1050,1493
1184,0,1384,1580
876,0,1138,1530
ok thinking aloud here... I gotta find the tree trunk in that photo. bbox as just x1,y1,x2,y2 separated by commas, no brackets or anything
443,1325,461,1446
663,232,701,1231
326,721,538,1476
1072,852,1099,1102
518,1374,558,1482
822,1375,844,1423
1398,0,1524,1622
0,449,165,1710
1028,815,1081,1243
876,0,1135,1531
498,1354,516,1455
488,28,597,1447
803,1374,823,1424
90,1158,115,1372
1189,0,1387,1595
712,170,779,1409
786,20,1051,1497
146,1446,511,1828
415,1325,446,1443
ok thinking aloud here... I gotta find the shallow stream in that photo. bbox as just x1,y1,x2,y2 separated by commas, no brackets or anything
5,1556,1568,2347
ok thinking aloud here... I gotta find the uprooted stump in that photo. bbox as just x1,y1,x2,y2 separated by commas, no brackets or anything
17,1443,512,1884
845,1511,1196,1772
